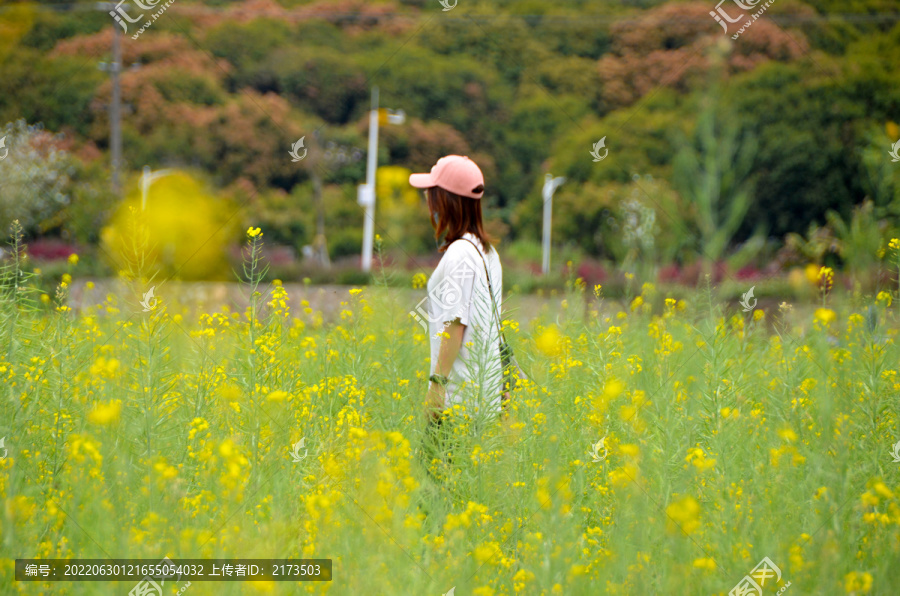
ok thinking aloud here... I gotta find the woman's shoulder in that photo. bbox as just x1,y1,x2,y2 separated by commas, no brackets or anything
446,235,483,259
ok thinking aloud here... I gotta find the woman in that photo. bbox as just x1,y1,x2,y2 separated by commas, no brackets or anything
409,155,508,432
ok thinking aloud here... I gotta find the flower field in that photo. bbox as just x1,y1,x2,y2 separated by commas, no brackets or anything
2,232,900,595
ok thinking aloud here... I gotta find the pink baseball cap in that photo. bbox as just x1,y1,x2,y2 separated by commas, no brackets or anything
409,155,485,199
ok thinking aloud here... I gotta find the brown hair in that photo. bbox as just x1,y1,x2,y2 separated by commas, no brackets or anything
426,185,496,253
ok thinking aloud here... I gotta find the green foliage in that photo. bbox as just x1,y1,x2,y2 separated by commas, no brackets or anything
0,51,102,136
60,158,118,245
727,55,900,238
19,8,107,51
672,94,757,266
859,124,900,215
205,18,292,78
152,70,225,106
0,221,41,362
268,46,369,124
4,1,900,276
826,200,892,282
0,120,75,237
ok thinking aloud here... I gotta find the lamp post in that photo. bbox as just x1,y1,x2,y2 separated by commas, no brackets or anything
541,173,566,275
140,166,175,211
358,86,405,273
306,132,364,269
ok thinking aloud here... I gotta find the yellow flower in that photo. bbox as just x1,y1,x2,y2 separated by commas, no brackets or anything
814,308,837,328
692,557,717,570
248,580,276,593
603,378,625,401
247,227,262,238
412,273,427,289
873,481,894,500
349,288,362,296
630,295,643,312
665,495,700,535
778,428,798,443
618,443,640,458
593,284,603,298
890,238,900,250
62,273,72,284
685,447,716,472
40,294,50,304
535,325,562,356
818,266,834,292
68,253,79,265
844,571,872,593
86,281,95,290
876,291,892,308
266,390,289,402
804,263,820,286
87,400,122,425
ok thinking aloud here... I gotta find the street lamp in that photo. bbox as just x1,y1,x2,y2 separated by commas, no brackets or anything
306,132,365,269
141,165,176,211
541,173,566,275
358,86,405,273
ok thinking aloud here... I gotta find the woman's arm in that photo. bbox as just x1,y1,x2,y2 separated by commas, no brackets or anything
425,318,465,421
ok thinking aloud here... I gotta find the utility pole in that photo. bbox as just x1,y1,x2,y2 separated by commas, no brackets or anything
110,21,122,195
357,87,404,273
541,173,566,275
97,2,125,196
359,87,379,273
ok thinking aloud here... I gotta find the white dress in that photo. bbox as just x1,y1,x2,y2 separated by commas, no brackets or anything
426,232,504,418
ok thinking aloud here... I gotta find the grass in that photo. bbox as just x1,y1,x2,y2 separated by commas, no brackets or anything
1,228,899,595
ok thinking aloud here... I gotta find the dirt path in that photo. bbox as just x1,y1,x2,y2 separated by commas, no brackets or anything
67,280,591,325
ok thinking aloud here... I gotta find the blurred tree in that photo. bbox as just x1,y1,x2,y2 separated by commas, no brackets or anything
859,123,900,216
374,165,432,255
727,58,899,238
672,49,758,272
20,5,107,51
826,200,889,284
270,46,369,125
204,18,291,92
0,0,33,60
596,2,806,111
0,50,101,137
0,120,74,237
